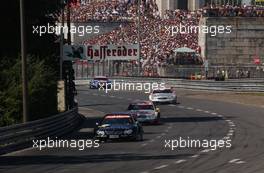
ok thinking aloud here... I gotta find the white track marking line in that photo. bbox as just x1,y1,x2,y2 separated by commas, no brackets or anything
229,159,241,163
229,159,240,163
141,143,147,147
228,159,246,164
223,136,230,140
200,149,211,153
149,139,155,143
190,154,200,158
3,147,33,156
154,164,169,170
156,136,161,139
174,159,186,164
227,133,233,136
204,110,210,113
211,112,217,115
169,104,176,107
236,161,246,164
187,107,194,110
228,128,235,133
196,109,203,112
229,129,234,133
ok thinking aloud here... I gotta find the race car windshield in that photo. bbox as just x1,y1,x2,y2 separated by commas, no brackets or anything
102,118,133,125
153,89,172,94
128,104,154,110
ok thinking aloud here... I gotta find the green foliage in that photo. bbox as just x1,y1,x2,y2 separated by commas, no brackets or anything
28,59,58,121
0,57,58,126
0,0,62,126
0,59,22,126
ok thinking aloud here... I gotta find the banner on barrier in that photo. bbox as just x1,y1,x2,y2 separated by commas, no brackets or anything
63,44,139,61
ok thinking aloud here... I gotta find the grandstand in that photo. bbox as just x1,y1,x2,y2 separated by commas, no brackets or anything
62,0,264,78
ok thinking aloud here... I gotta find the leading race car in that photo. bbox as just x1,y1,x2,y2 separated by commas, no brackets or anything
127,101,160,124
149,88,177,104
89,76,111,89
94,113,144,142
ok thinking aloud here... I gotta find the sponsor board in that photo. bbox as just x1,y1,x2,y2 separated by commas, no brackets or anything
63,44,139,61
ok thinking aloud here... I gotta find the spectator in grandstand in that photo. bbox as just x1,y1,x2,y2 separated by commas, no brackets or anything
73,1,263,76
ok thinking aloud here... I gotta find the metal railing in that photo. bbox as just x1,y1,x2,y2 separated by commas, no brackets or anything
73,62,264,79
75,77,264,92
0,108,81,155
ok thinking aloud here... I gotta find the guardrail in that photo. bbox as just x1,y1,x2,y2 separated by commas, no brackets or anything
0,108,82,155
75,77,264,92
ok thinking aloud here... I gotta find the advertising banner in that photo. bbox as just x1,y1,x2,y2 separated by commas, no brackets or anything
63,44,139,61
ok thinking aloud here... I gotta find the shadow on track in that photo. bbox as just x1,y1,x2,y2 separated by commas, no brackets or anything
79,103,116,107
0,153,193,165
161,116,224,123
64,115,100,140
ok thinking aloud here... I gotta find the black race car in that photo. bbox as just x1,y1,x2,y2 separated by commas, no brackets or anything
94,113,144,142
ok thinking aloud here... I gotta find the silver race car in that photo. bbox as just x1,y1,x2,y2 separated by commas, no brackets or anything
149,88,177,104
127,101,160,124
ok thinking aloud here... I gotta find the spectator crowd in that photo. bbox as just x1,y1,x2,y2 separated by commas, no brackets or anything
203,4,264,17
61,0,159,22
60,0,264,76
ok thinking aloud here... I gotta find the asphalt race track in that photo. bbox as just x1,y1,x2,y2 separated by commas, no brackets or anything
1,85,264,173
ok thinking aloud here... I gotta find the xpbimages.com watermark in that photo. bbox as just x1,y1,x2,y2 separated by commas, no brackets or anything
32,23,100,36
163,24,232,37
164,137,232,151
96,80,166,93
32,137,100,151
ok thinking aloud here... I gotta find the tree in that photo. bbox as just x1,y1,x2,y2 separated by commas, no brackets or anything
0,0,63,126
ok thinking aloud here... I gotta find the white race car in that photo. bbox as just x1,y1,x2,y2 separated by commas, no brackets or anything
149,88,177,104
127,101,160,124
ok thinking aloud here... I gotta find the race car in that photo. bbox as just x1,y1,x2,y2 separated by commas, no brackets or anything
127,101,160,124
89,76,111,89
149,88,177,104
94,113,144,141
